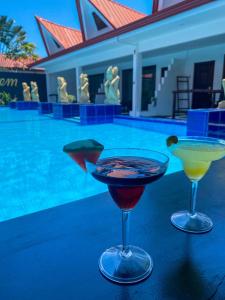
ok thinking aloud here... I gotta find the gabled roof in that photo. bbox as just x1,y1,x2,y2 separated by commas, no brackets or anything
31,0,214,67
89,0,146,29
35,16,83,51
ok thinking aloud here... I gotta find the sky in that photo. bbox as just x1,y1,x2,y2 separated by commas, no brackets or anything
2,0,152,57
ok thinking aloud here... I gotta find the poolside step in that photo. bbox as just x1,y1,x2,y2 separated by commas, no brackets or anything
114,116,186,136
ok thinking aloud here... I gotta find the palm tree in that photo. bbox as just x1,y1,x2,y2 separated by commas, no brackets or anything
0,16,38,68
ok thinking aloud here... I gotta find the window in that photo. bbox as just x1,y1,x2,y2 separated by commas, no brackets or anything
53,39,61,49
92,12,108,31
161,67,168,78
156,0,185,11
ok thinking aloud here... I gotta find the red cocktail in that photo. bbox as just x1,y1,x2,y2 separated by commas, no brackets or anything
63,142,169,284
92,149,169,284
92,156,167,210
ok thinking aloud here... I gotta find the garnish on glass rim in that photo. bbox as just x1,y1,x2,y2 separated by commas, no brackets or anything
63,139,104,171
167,135,178,147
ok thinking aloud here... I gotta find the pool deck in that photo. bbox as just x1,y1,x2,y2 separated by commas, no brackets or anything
0,159,225,299
115,115,187,125
114,115,187,135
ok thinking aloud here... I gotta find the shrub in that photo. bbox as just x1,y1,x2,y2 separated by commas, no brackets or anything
0,91,12,105
68,94,76,103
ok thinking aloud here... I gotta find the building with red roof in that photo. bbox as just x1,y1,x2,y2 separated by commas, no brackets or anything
35,17,83,56
32,0,225,117
35,0,146,54
0,54,38,70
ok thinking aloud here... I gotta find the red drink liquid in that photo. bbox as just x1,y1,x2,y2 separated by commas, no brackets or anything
92,156,167,209
108,185,145,210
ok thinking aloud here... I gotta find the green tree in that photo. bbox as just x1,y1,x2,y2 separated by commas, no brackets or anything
0,16,38,67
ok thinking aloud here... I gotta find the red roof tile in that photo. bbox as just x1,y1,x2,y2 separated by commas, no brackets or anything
90,0,146,28
36,16,83,49
0,54,37,69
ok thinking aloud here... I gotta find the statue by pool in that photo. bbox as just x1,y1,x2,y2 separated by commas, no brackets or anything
22,82,31,101
218,79,225,109
57,77,75,103
57,77,69,103
104,66,120,105
222,78,225,92
31,81,40,101
79,73,90,103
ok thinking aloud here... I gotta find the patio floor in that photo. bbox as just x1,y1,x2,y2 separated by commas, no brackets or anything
0,159,224,299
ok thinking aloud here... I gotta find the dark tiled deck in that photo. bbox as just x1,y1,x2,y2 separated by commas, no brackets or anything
0,160,225,299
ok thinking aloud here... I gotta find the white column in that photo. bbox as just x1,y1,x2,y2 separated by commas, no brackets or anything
131,49,142,117
45,73,51,102
76,66,82,103
46,73,58,103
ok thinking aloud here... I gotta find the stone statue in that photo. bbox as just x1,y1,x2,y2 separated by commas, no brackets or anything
31,81,40,101
218,79,225,109
222,79,225,96
104,66,120,104
22,82,31,101
57,77,76,103
57,77,69,103
79,73,90,103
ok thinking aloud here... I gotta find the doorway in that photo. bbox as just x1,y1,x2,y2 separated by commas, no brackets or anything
142,65,156,110
122,69,133,113
88,73,104,102
161,67,168,78
122,66,156,113
192,61,215,109
221,55,225,100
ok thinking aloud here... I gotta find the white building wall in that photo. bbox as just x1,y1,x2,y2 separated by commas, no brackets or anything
46,43,225,113
146,43,225,116
183,43,225,91
147,59,185,116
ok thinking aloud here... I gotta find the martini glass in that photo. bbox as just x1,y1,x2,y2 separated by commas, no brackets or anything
167,136,225,234
91,148,169,284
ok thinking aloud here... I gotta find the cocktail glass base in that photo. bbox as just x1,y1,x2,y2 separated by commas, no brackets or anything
171,211,213,233
99,245,153,284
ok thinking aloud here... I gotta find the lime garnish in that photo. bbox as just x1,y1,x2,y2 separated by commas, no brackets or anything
167,135,178,147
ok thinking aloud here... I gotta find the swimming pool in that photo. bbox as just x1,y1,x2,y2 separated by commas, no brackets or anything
0,108,182,221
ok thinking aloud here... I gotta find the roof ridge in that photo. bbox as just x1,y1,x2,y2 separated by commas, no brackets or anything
102,0,146,17
35,16,81,33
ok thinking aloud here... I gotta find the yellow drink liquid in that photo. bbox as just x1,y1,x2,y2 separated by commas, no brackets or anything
172,140,225,181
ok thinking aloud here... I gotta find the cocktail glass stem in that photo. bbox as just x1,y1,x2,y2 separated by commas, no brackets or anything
121,210,130,257
190,181,198,216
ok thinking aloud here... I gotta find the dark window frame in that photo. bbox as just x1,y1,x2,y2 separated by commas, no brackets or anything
92,12,108,31
161,67,168,78
52,39,61,49
153,0,196,13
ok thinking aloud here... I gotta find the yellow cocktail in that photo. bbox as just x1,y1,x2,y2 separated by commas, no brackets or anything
167,136,225,233
172,140,225,180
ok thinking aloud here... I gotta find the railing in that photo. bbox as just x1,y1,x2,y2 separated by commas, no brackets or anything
172,89,223,119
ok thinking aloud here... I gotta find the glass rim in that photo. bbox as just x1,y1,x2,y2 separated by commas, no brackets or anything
99,147,169,164
177,136,225,145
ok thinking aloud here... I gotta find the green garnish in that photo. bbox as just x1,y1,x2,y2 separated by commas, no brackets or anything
63,139,104,153
167,135,178,147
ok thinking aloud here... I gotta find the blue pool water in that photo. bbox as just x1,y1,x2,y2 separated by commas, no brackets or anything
0,108,182,221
